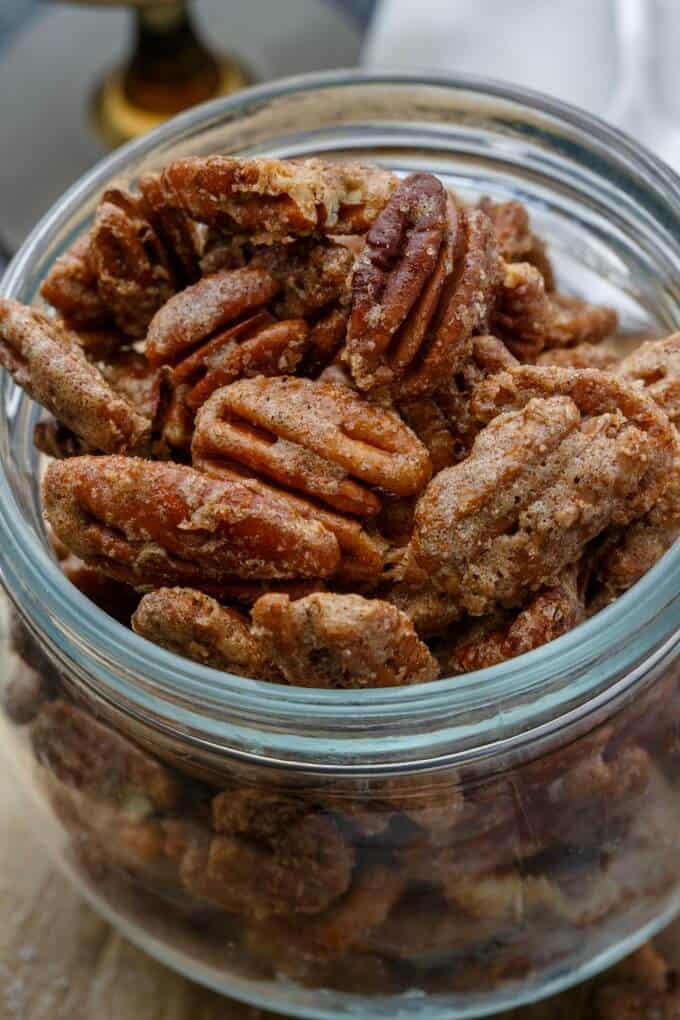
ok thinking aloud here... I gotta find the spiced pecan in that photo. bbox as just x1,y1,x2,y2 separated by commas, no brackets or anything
439,563,585,674
617,332,680,426
346,173,453,391
40,235,110,329
33,420,92,459
251,592,439,688
89,188,176,338
537,342,620,370
411,367,675,614
0,300,151,454
138,171,201,284
494,261,618,359
173,313,309,411
192,376,431,516
44,455,341,589
97,348,160,418
145,266,279,367
162,156,399,240
132,587,276,679
31,700,181,811
477,196,555,289
60,552,141,622
303,306,351,376
250,238,354,320
192,466,385,583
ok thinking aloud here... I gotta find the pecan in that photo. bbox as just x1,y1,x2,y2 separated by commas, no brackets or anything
412,367,676,613
89,188,176,338
250,238,354,320
494,261,618,359
439,563,585,674
594,946,680,1020
617,332,680,426
192,376,431,516
345,172,453,391
132,587,276,679
192,466,385,583
44,455,341,589
60,552,141,623
145,266,279,367
0,300,151,454
31,700,181,811
181,810,354,920
40,235,110,329
198,227,249,276
33,420,92,459
383,578,462,636
303,306,351,376
150,368,195,454
97,348,160,418
537,341,621,370
162,156,399,240
398,396,461,474
477,196,555,289
251,592,439,688
138,171,201,284
173,312,309,412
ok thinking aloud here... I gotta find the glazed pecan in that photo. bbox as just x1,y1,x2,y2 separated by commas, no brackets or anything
132,587,275,679
192,376,432,516
40,234,110,329
172,312,309,411
145,266,279,367
251,592,439,688
138,171,201,284
89,188,176,338
31,700,181,811
477,196,555,289
250,238,354,320
0,300,151,454
345,173,454,392
192,466,385,583
162,156,399,241
411,367,676,614
303,306,351,377
537,341,620,370
439,563,585,674
44,455,340,589
617,332,680,426
494,261,618,359
33,420,92,460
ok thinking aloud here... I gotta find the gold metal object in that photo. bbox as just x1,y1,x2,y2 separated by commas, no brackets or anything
75,1,253,147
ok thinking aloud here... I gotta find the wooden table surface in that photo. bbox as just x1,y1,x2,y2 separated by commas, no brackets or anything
0,757,678,1020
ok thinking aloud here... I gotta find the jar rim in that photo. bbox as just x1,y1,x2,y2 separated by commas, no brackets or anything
1,69,679,769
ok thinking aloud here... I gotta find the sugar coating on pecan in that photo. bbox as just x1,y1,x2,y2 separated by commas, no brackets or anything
145,266,279,367
162,156,399,241
97,349,160,419
43,455,341,588
477,197,555,291
412,367,675,614
251,592,439,688
0,300,151,455
40,235,110,329
89,188,176,338
494,261,618,359
441,563,585,674
617,332,680,427
132,587,274,679
250,238,355,320
31,700,181,811
192,375,432,515
537,341,621,370
191,466,385,584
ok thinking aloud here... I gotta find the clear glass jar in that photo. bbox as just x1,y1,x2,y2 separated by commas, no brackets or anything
0,72,679,1020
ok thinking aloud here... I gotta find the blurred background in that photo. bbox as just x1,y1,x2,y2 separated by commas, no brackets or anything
1,0,679,271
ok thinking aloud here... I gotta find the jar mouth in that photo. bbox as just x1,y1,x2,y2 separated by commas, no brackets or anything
1,69,679,768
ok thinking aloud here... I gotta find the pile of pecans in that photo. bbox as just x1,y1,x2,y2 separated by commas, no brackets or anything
1,156,678,688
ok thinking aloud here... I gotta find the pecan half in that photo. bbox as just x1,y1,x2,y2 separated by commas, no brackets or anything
192,376,432,516
89,188,176,338
145,266,279,367
251,592,439,688
138,172,201,284
477,196,555,289
494,261,618,359
439,563,585,674
617,332,680,426
345,173,452,392
192,466,385,583
162,156,399,241
412,367,676,613
40,234,110,329
44,455,341,588
132,587,275,679
31,700,181,811
0,300,151,454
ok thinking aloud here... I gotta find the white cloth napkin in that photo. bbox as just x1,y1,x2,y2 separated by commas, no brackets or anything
362,0,622,120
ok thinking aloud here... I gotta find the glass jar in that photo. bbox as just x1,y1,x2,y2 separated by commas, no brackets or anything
0,72,679,1020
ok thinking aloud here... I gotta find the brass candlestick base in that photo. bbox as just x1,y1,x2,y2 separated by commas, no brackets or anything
90,1,252,147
